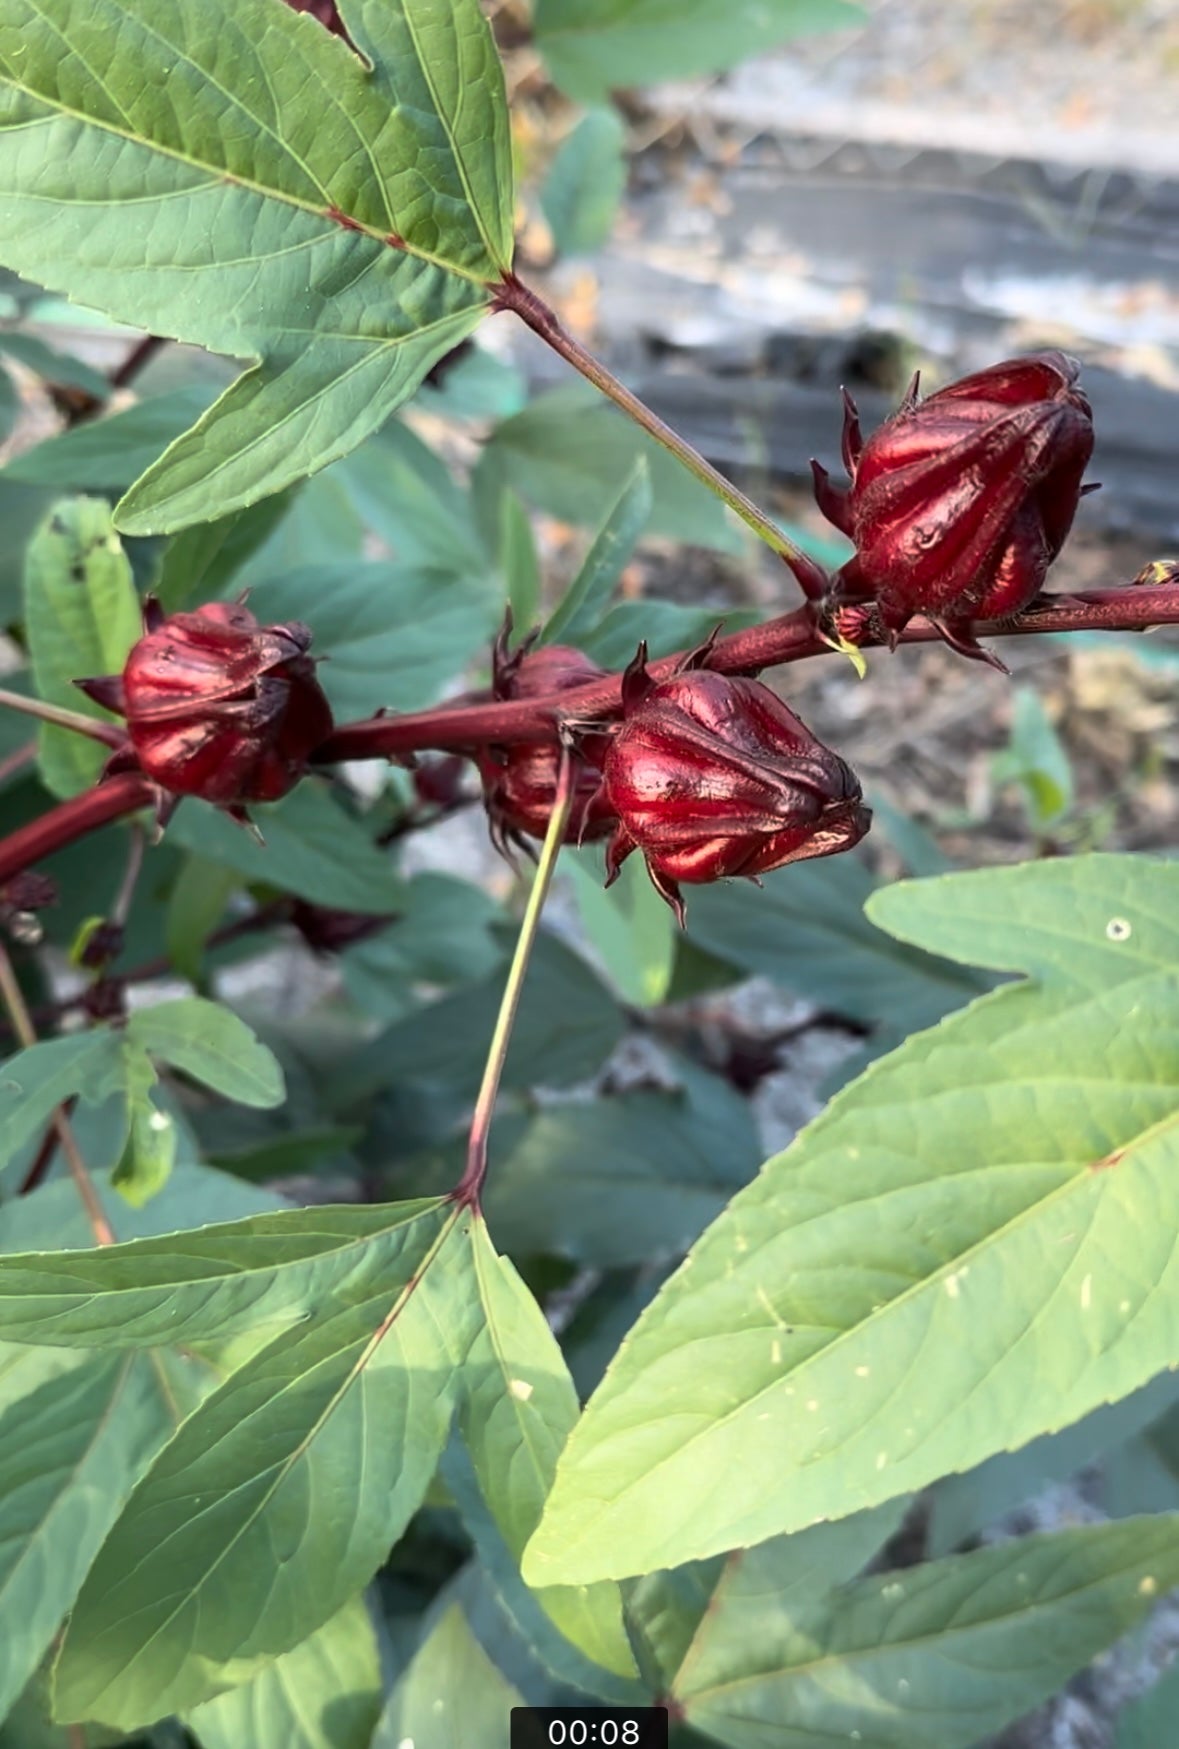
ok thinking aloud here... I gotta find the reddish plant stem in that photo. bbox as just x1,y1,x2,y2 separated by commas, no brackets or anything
1,584,1178,886
0,944,114,1243
318,582,1179,761
0,739,37,788
0,773,155,884
109,333,166,391
20,1095,76,1195
496,274,816,575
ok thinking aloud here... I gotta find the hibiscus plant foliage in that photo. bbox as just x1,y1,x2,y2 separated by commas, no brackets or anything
0,3,1177,1747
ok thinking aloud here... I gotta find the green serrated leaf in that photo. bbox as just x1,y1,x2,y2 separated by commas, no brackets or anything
241,562,501,719
523,855,1179,1583
543,456,651,646
499,488,542,635
535,0,864,102
683,855,989,1036
0,0,514,531
579,600,759,670
484,385,739,552
335,420,487,576
541,108,627,258
0,1198,451,1346
22,498,140,797
341,931,625,1104
186,1593,382,1749
162,783,406,914
54,1206,477,1727
370,1603,523,1749
164,855,241,984
475,1068,760,1268
2,389,218,490
569,845,675,1007
677,1517,1179,1749
0,330,110,401
0,1163,287,1255
457,1220,637,1679
154,492,298,612
0,1032,126,1181
0,1349,179,1724
127,998,285,1109
630,1502,904,1693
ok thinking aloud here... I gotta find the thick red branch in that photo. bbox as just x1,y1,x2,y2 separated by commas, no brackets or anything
1,582,1176,886
0,773,154,885
315,582,1179,763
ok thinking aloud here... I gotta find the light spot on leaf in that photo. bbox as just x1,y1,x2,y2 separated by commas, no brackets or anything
855,1365,871,1378
1139,1575,1158,1596
1080,1274,1092,1310
509,1378,534,1401
806,1398,819,1411
876,1450,888,1471
1106,917,1132,941
771,1340,782,1365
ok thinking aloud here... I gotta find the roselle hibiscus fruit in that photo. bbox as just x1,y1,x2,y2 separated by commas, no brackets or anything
598,645,869,924
77,600,333,816
478,632,614,854
810,352,1095,666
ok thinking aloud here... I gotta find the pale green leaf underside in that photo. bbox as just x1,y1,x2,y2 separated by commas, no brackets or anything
525,855,1179,1583
55,1208,478,1727
459,1221,636,1679
126,999,285,1111
0,0,513,530
370,1603,522,1749
677,1516,1179,1749
0,1348,176,1723
185,1592,381,1749
0,1198,450,1345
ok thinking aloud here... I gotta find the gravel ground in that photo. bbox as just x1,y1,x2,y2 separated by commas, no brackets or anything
656,0,1179,174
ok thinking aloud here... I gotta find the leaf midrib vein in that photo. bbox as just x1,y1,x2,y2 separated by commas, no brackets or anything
569,1107,1179,1531
78,1208,462,1708
0,62,488,287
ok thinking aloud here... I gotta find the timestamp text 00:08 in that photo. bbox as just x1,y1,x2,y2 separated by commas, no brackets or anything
548,1724,641,1745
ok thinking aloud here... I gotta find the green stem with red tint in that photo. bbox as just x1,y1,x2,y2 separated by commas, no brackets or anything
453,741,574,1211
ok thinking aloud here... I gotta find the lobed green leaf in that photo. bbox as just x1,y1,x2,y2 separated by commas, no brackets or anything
0,0,514,530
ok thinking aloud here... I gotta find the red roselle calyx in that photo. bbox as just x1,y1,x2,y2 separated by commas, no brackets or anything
77,600,333,817
598,644,870,924
809,351,1096,667
477,632,616,855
